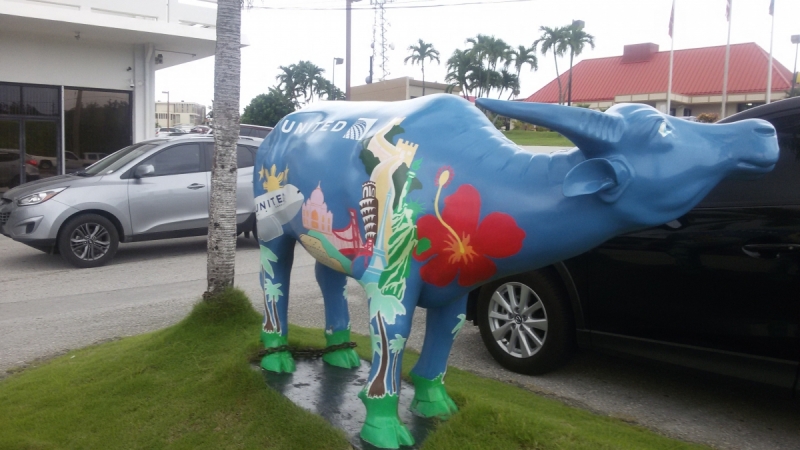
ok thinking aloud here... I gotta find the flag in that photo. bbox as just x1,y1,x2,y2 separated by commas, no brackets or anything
769,0,774,15
669,0,675,37
726,0,731,21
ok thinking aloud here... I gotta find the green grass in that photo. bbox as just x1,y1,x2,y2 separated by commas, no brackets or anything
0,289,706,450
502,130,575,147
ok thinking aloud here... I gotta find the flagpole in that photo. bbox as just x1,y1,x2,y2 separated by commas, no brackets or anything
722,0,732,118
667,0,675,115
767,0,775,104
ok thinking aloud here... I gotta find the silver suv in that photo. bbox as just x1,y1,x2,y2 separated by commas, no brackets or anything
0,136,261,268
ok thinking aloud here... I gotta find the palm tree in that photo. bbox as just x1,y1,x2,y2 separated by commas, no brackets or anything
466,34,492,97
466,34,509,98
497,69,520,100
445,49,475,98
388,335,406,393
534,26,568,104
506,44,538,81
482,36,510,97
276,64,303,107
297,60,325,103
404,39,440,96
564,22,595,106
206,0,243,297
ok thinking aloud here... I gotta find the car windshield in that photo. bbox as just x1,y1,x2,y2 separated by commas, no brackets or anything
80,142,163,176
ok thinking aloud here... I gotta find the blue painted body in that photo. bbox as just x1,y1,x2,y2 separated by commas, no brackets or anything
254,94,778,448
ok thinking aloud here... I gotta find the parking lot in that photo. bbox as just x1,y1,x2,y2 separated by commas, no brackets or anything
0,234,798,449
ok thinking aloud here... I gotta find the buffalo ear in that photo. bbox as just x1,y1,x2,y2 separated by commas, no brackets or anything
563,158,630,199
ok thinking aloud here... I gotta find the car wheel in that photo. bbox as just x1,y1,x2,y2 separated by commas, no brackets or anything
58,214,119,268
477,270,575,375
39,160,53,170
8,176,20,189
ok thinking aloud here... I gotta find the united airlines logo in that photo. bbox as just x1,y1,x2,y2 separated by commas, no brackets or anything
343,118,377,140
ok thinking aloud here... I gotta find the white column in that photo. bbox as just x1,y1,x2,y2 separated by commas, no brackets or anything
132,43,156,142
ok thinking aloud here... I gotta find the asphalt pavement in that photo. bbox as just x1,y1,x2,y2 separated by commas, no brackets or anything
0,235,798,449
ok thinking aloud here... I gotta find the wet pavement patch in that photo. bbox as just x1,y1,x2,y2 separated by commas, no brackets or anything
257,359,435,449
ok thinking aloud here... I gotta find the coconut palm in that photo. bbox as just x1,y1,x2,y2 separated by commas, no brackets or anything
465,34,491,97
497,69,520,100
445,49,475,98
388,334,406,392
534,26,568,104
404,39,440,96
564,22,595,106
506,44,538,81
206,0,242,297
275,64,303,107
297,60,325,103
466,34,510,97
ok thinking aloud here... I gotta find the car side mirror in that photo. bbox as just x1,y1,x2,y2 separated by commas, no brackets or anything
134,164,154,178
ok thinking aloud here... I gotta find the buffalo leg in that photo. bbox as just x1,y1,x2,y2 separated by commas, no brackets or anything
315,262,360,369
259,236,295,373
408,295,467,419
358,284,417,449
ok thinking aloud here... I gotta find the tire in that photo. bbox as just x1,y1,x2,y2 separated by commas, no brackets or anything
251,220,259,244
477,269,575,375
58,214,119,268
8,176,20,189
39,160,53,170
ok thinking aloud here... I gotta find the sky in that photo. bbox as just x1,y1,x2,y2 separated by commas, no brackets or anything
155,0,800,111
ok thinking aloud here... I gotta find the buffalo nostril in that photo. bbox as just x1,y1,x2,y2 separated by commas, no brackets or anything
754,126,775,136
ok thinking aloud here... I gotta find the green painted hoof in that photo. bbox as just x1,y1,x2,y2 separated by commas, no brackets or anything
322,348,360,369
260,332,296,373
359,390,414,449
410,373,458,419
322,329,360,369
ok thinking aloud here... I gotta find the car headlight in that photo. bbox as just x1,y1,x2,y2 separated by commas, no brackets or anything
16,187,67,206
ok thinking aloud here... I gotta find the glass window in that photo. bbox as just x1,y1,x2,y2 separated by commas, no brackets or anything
699,132,800,207
237,145,255,168
0,85,21,115
22,86,59,117
64,89,131,160
202,144,255,170
144,144,202,177
84,142,161,176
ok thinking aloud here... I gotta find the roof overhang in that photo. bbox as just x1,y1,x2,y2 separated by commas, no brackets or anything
0,1,247,69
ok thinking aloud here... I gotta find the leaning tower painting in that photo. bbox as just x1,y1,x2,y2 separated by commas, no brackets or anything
360,181,378,251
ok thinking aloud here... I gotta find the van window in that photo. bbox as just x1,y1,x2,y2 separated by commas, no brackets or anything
699,131,800,207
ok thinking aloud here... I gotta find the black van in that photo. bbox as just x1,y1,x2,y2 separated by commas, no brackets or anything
469,97,800,394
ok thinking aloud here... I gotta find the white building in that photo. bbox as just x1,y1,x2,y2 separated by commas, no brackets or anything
0,0,225,187
155,101,207,128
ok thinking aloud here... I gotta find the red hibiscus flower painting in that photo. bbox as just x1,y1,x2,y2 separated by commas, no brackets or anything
413,171,525,287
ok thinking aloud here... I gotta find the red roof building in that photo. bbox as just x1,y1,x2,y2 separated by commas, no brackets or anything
524,42,793,118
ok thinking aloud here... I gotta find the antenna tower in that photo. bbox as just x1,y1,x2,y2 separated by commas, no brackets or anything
370,0,394,81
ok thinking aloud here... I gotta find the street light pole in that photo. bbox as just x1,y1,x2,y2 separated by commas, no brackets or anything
332,57,344,100
346,0,361,100
162,90,170,128
792,35,800,95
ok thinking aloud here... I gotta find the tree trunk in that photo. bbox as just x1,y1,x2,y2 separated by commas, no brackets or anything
368,311,389,397
568,52,574,106
554,54,563,105
206,0,241,298
421,63,425,97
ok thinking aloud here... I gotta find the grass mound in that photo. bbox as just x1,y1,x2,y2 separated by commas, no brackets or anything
0,289,349,450
1,289,705,449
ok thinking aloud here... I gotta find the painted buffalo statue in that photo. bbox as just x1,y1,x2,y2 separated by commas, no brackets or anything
253,94,778,448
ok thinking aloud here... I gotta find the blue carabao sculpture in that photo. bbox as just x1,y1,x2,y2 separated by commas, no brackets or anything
253,94,778,448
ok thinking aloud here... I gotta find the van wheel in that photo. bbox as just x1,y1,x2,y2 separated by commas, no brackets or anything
477,270,575,375
58,214,119,268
